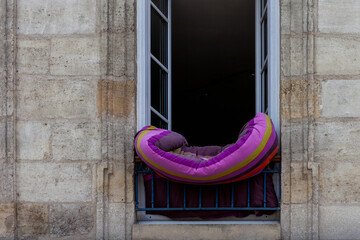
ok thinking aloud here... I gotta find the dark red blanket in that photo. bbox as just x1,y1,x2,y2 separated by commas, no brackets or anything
144,171,279,219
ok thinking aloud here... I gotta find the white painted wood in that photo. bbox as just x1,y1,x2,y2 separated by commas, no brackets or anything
255,0,262,114
150,1,169,22
255,0,280,138
137,0,148,131
168,0,172,130
268,0,280,137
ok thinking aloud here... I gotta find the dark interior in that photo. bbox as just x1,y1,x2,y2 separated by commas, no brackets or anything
172,0,255,146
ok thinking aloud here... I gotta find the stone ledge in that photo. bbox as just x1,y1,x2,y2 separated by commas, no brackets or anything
132,222,280,240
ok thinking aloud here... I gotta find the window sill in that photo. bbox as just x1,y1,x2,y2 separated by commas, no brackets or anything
133,222,281,239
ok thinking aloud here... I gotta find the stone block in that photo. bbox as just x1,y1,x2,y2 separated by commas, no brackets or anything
17,75,98,120
280,1,291,35
315,121,360,159
290,204,308,240
319,0,360,33
290,0,304,34
97,79,136,120
50,37,100,76
0,38,5,74
109,34,136,78
280,203,290,240
0,121,5,159
320,161,360,204
316,37,360,75
108,203,126,239
133,223,281,240
0,204,15,238
17,39,50,74
16,121,51,160
290,162,308,204
280,36,306,77
280,37,290,77
50,204,93,237
289,37,305,77
281,80,320,120
109,162,126,203
321,80,360,118
319,206,360,239
0,159,14,202
17,204,48,237
111,0,135,34
17,163,92,202
52,122,101,161
17,0,96,35
281,123,307,162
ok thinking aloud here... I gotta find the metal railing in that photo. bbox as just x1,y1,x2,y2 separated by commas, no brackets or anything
135,156,281,211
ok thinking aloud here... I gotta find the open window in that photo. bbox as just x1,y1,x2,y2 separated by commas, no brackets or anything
136,0,280,221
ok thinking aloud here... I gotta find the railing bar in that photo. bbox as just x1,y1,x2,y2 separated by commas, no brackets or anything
215,185,219,208
247,179,250,208
199,186,202,208
183,184,186,208
263,170,279,173
231,183,234,208
264,172,267,208
138,207,280,211
166,179,170,208
151,172,154,208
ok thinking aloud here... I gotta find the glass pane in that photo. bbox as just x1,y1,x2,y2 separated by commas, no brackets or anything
151,7,168,67
151,111,168,129
261,13,267,65
261,68,268,113
152,0,168,16
151,60,168,118
261,0,267,15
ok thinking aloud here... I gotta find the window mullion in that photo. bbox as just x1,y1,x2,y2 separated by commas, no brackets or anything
150,107,169,123
167,0,172,130
150,54,168,73
150,2,169,22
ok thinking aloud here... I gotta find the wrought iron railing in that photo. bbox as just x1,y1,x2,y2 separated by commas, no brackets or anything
135,156,281,212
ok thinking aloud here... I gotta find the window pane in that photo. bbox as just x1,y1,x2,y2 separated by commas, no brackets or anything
151,111,168,129
151,8,168,67
151,60,168,118
152,0,168,16
261,13,267,65
261,0,267,15
261,68,268,113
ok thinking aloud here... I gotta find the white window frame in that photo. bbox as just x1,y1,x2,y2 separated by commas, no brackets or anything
137,0,172,131
136,0,281,222
138,0,280,136
255,0,280,136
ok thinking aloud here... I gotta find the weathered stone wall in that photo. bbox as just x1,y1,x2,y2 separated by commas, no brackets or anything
281,0,360,239
316,0,360,239
1,0,360,239
0,0,136,239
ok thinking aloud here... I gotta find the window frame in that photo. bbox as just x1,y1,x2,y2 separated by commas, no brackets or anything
136,0,280,221
255,0,280,136
137,0,280,136
137,0,172,131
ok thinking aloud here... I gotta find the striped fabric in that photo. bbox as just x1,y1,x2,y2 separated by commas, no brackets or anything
135,113,278,185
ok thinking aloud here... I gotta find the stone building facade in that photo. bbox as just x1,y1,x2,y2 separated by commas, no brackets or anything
0,0,360,239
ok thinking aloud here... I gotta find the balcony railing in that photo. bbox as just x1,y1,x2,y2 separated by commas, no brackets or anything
135,156,281,212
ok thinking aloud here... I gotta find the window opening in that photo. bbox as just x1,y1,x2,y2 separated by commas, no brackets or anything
136,0,280,221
